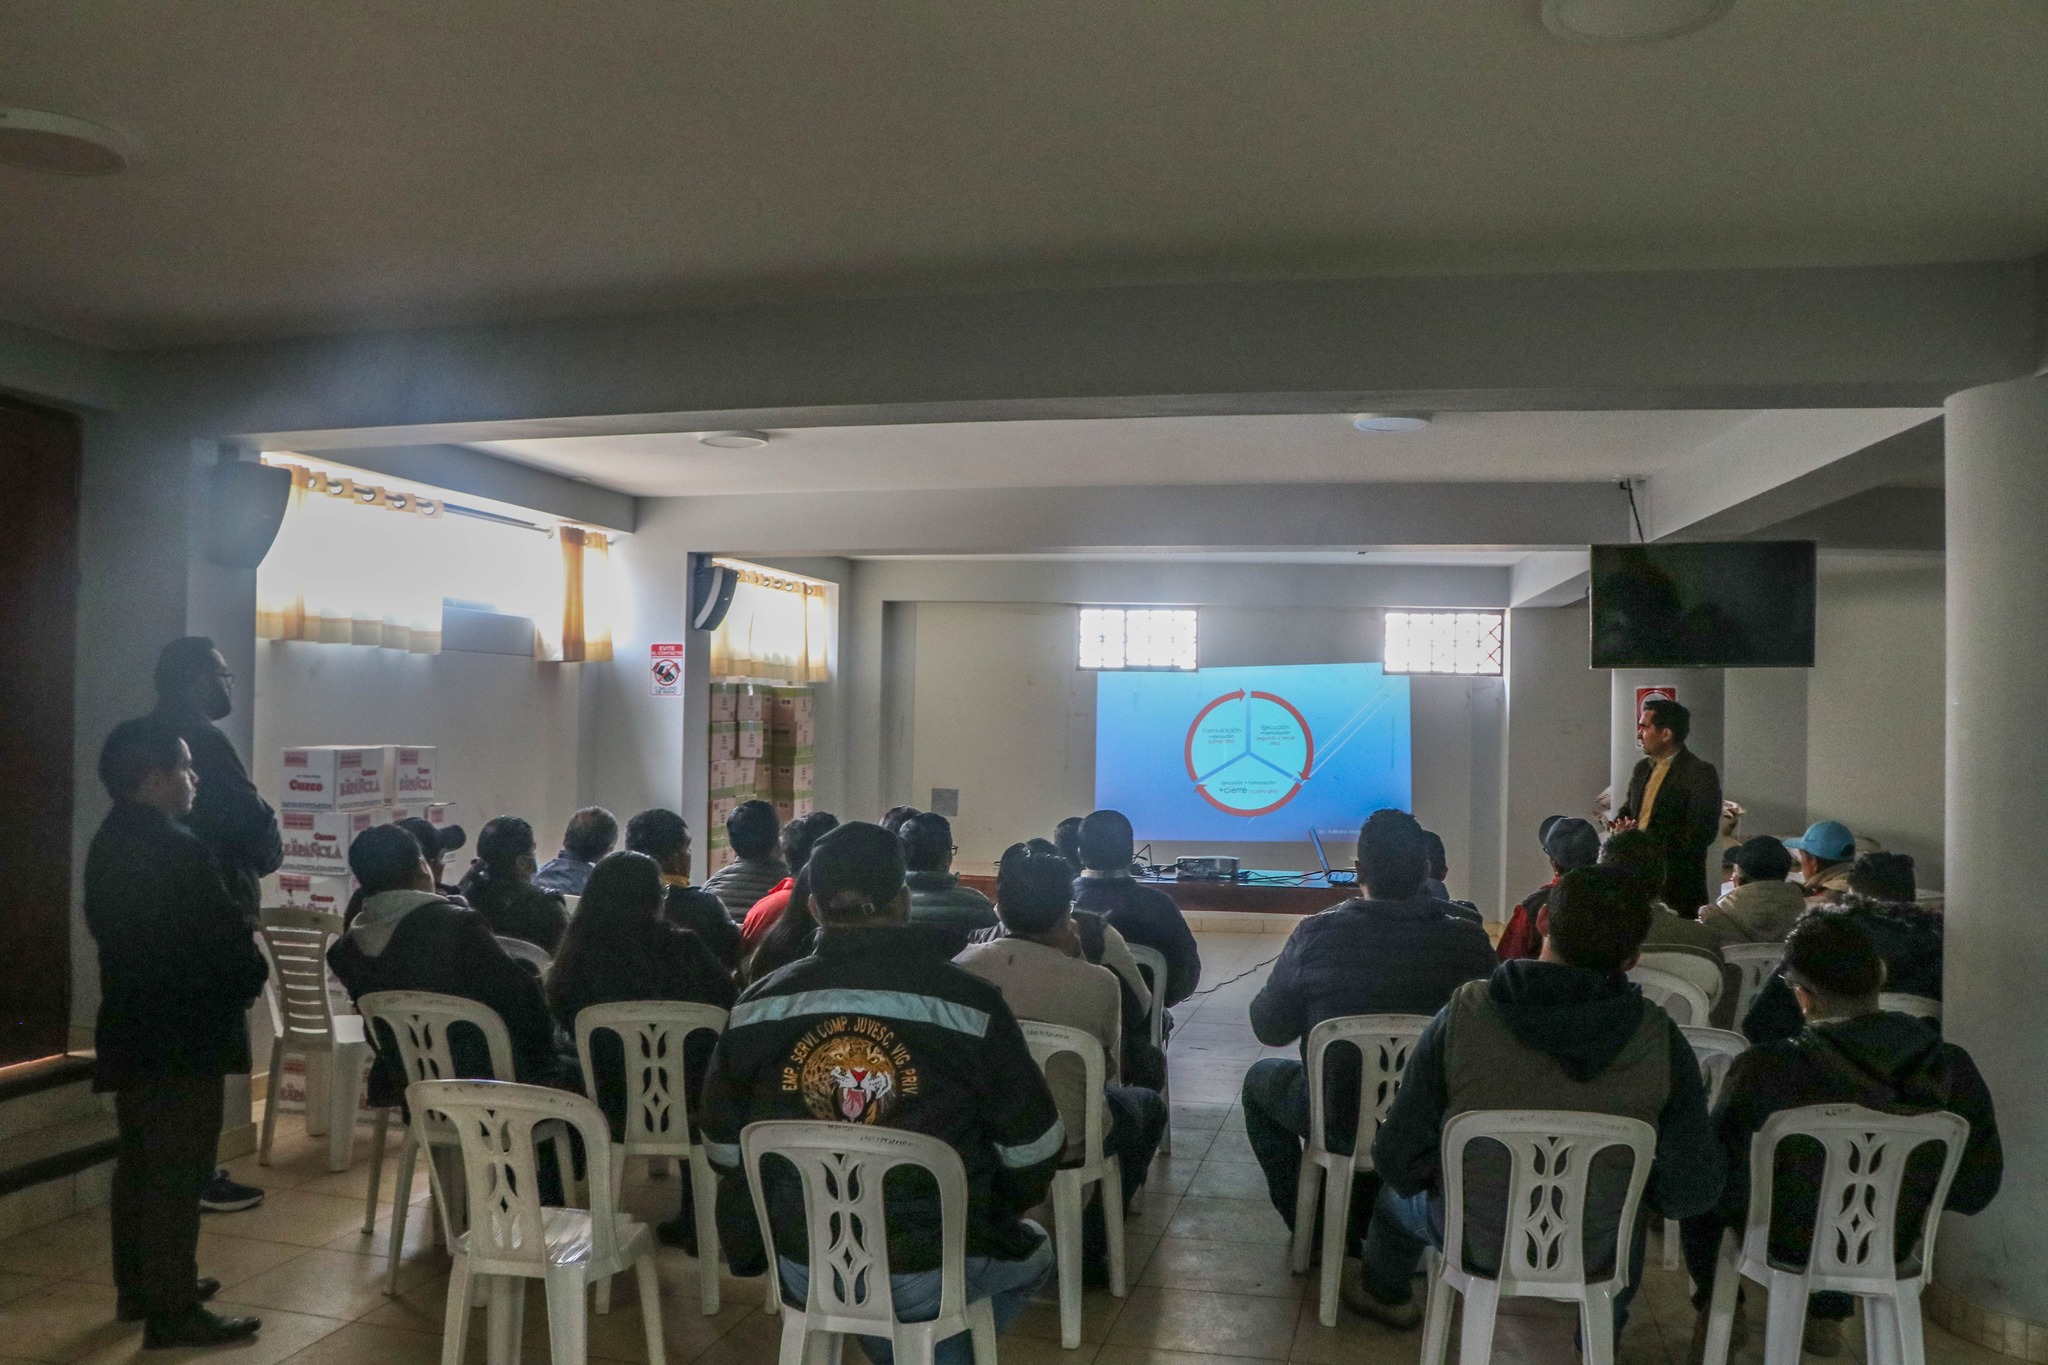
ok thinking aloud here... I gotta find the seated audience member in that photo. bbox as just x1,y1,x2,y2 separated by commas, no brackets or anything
1242,810,1498,1276
700,800,786,919
1701,835,1806,947
1717,844,1740,901
1682,912,1999,1360
743,866,819,985
879,804,923,835
330,825,573,1106
1784,820,1859,904
1420,827,1484,924
344,817,468,926
1498,815,1600,961
1741,852,1944,1045
458,816,572,955
1073,809,1202,1007
545,850,738,1248
624,807,741,971
737,810,841,949
1052,816,1086,874
700,823,1062,1365
957,844,1167,1281
1359,866,1722,1331
1603,829,1724,960
902,812,998,936
534,806,618,896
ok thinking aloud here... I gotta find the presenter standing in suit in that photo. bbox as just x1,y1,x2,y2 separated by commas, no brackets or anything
1611,697,1722,914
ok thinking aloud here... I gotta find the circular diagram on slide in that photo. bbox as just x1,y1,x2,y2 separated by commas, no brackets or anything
1183,689,1315,817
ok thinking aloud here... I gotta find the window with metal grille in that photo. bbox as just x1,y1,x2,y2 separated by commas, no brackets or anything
1078,607,1197,671
1384,610,1505,676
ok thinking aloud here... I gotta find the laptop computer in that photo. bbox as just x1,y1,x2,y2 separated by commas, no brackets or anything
1309,829,1357,887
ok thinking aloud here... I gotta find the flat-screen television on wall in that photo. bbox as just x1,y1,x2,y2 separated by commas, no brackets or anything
1589,541,1817,669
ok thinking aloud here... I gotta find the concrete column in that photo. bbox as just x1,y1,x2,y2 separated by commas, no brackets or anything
1608,668,1724,806
1938,375,2048,1326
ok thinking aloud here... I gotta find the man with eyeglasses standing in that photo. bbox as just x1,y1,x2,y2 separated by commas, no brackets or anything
150,637,282,1214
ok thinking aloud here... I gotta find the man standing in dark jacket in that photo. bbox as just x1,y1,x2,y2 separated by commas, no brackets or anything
1072,808,1202,1008
1240,810,1498,1266
85,718,270,1349
150,638,281,926
1684,912,1998,1360
1359,866,1723,1333
1613,697,1722,914
699,823,1063,1365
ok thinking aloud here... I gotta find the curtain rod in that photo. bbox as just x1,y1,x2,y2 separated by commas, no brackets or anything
442,501,550,534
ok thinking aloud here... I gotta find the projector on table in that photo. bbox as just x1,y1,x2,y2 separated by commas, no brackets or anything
1175,856,1240,882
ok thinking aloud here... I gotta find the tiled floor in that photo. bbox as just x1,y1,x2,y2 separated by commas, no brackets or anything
0,930,2016,1365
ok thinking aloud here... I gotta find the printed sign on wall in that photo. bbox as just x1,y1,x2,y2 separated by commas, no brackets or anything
651,642,685,696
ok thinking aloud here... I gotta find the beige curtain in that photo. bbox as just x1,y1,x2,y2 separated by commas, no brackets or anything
559,528,615,663
709,567,831,682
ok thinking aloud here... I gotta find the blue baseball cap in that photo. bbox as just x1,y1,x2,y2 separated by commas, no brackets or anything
1783,820,1856,862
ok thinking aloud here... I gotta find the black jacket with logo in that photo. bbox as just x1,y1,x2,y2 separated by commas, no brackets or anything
699,925,1063,1272
83,801,271,1091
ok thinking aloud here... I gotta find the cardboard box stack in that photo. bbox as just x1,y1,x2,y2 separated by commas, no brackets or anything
265,744,454,912
707,683,791,872
765,686,816,825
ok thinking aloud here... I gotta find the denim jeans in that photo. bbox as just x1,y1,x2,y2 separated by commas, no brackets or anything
1360,1182,1650,1333
776,1223,1055,1365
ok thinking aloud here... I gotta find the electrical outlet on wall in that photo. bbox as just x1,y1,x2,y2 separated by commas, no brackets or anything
930,788,959,817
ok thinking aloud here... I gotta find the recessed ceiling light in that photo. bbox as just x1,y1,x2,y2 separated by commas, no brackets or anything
1541,0,1734,43
697,430,771,449
0,107,133,175
1352,413,1433,433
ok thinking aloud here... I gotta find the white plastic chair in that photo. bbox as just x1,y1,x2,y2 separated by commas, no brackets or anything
1421,1110,1657,1365
496,935,555,972
1722,943,1787,1025
357,990,525,1295
1127,944,1171,1154
1661,1027,1749,1269
1636,950,1724,1013
1880,993,1942,1022
1628,963,1714,1026
1286,1014,1431,1326
1018,1020,1127,1348
574,1001,730,1316
1699,1104,1970,1365
740,1119,998,1365
410,1079,667,1365
258,907,374,1174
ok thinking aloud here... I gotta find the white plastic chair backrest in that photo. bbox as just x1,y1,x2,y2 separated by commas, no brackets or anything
408,1079,623,1274
1722,942,1787,1021
574,1001,729,1156
495,935,553,972
1678,1026,1748,1108
1126,945,1169,1047
356,990,517,1089
1439,1109,1657,1293
1628,964,1714,1026
1880,993,1942,1022
1304,1014,1430,1170
1636,950,1724,1008
740,1120,970,1335
259,907,348,1051
1018,1020,1106,1170
563,894,581,916
1741,1103,1968,1292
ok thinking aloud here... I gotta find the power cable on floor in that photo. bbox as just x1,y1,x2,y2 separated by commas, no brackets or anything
1181,953,1283,999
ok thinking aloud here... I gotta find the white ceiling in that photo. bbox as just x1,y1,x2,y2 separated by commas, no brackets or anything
854,550,1532,567
2,2,2046,346
473,410,1759,497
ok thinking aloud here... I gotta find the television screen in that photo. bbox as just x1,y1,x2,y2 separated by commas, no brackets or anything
1589,541,1816,669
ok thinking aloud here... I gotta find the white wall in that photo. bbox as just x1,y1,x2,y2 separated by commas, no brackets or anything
890,598,1508,910
1804,553,1947,888
1503,603,1611,905
253,641,589,863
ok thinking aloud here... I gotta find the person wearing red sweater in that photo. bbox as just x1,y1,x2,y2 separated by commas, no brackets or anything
1497,815,1600,962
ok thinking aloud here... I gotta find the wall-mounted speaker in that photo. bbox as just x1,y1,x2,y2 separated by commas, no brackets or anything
691,556,738,631
205,459,293,568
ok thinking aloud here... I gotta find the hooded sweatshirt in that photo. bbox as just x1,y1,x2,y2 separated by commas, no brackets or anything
1701,877,1808,948
1711,1010,2000,1267
1373,960,1723,1276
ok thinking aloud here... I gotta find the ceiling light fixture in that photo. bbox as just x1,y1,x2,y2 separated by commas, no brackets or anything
0,107,133,175
1352,413,1433,433
1541,0,1734,43
696,430,770,449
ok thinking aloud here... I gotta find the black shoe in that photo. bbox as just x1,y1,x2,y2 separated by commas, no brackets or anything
142,1306,261,1349
198,1169,264,1213
118,1278,220,1323
655,1214,699,1256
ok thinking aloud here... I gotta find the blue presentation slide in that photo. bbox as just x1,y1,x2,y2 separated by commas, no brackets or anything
1094,663,1413,844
